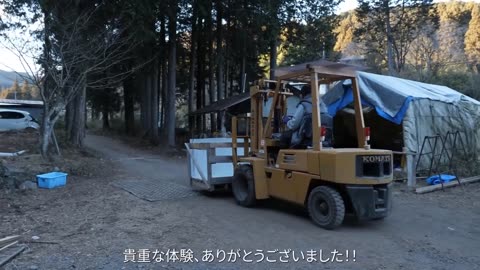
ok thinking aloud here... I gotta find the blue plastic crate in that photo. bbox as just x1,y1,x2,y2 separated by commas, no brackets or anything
37,172,68,189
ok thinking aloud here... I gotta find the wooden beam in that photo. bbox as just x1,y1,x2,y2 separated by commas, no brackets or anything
0,245,26,267
416,176,480,194
310,72,321,151
0,236,20,248
0,241,18,252
277,70,311,81
311,66,358,78
188,143,243,149
351,78,365,147
209,156,233,164
232,116,239,165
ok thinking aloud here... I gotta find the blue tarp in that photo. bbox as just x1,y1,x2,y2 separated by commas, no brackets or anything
326,87,413,125
322,72,480,125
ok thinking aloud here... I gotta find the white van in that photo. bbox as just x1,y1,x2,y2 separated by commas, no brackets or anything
0,109,40,131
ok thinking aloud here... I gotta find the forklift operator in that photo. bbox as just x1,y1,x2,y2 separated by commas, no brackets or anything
280,85,313,147
280,85,331,148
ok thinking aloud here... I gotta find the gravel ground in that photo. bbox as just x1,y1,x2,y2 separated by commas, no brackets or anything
1,134,479,270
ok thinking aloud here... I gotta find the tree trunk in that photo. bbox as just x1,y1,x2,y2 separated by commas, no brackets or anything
40,4,53,158
102,106,110,129
69,83,86,147
160,16,168,133
216,0,225,102
161,57,168,131
65,100,74,134
123,75,135,135
166,1,177,147
225,2,231,98
150,64,159,144
189,1,198,134
40,106,52,158
143,73,152,136
269,38,277,80
197,18,206,134
139,73,147,130
206,1,216,132
216,1,226,133
385,3,395,75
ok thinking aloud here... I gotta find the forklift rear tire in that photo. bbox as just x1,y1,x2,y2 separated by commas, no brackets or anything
232,165,256,207
307,186,345,230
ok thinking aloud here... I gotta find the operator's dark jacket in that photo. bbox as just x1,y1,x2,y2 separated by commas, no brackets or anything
286,94,332,146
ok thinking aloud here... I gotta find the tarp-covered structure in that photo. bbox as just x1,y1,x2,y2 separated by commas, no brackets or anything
323,71,480,163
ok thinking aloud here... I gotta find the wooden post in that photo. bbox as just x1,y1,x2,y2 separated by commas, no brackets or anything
310,72,321,151
232,116,238,165
407,152,417,190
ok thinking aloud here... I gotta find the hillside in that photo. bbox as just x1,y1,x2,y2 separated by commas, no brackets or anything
0,70,27,89
333,1,480,99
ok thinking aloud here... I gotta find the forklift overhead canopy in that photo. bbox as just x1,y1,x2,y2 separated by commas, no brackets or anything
274,59,368,82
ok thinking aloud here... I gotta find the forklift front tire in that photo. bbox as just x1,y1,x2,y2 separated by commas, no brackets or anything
232,164,256,207
307,186,345,229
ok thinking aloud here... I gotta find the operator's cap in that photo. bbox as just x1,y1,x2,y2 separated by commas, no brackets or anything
300,85,311,96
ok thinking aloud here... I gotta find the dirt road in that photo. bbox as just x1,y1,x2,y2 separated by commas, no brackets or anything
2,135,480,270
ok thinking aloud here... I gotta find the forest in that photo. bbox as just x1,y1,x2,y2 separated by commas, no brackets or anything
0,79,40,100
0,0,479,157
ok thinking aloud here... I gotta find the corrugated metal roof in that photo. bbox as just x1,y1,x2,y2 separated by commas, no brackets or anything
274,59,368,79
191,92,250,115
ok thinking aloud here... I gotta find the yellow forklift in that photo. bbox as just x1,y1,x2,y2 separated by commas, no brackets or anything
231,63,393,229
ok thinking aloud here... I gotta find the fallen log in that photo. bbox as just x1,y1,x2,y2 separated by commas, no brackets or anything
416,175,480,194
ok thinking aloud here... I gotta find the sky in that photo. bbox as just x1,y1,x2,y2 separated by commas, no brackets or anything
1,0,479,73
337,0,360,13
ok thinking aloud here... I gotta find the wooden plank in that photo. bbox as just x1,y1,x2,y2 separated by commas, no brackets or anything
0,241,17,252
0,236,20,248
209,177,233,185
0,245,26,267
209,156,233,164
416,176,480,194
188,143,243,149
